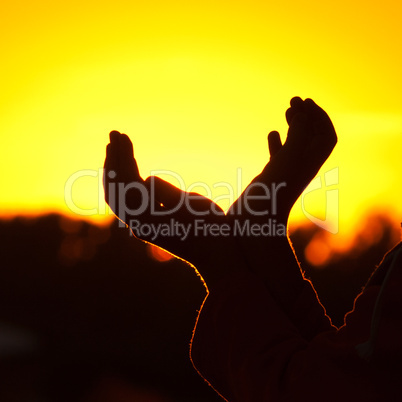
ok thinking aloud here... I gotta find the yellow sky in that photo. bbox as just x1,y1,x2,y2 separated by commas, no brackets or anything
1,0,401,244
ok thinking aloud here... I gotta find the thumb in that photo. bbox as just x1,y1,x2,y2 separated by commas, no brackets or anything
268,131,283,158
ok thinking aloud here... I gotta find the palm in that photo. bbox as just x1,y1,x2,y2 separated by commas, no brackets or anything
103,131,231,274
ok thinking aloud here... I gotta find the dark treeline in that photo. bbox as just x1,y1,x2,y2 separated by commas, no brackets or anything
0,213,399,401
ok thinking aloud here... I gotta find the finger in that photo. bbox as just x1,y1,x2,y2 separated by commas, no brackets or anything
109,130,121,143
110,132,142,182
286,96,304,125
304,99,337,143
290,96,303,108
104,137,118,173
103,140,119,205
304,98,331,125
119,133,135,159
106,130,121,172
267,131,282,157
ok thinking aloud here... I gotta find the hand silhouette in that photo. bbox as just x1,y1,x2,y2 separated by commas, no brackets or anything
103,131,240,286
103,98,337,292
225,98,337,330
229,97,337,223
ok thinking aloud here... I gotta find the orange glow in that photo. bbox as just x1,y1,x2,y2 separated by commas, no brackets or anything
147,244,174,263
1,0,402,249
305,232,332,267
57,213,111,265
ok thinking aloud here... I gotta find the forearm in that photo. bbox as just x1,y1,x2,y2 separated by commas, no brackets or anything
229,160,333,338
191,269,308,402
195,242,248,293
242,234,334,339
191,268,345,402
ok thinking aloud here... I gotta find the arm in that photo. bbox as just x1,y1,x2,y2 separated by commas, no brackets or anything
103,131,243,289
227,98,337,339
191,268,377,402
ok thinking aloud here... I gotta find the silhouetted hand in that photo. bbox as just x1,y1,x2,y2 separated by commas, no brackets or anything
272,97,337,208
103,98,337,290
226,98,337,326
103,131,241,286
229,97,337,224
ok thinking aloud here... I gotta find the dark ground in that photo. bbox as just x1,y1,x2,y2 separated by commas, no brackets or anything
0,213,399,401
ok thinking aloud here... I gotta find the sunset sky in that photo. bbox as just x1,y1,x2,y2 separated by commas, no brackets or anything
1,0,401,249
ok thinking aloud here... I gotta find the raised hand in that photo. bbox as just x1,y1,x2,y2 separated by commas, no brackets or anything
103,131,240,286
103,131,144,219
229,97,337,224
103,98,337,293
226,98,337,335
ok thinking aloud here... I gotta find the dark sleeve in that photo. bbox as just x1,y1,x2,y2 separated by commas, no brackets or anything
190,271,379,402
